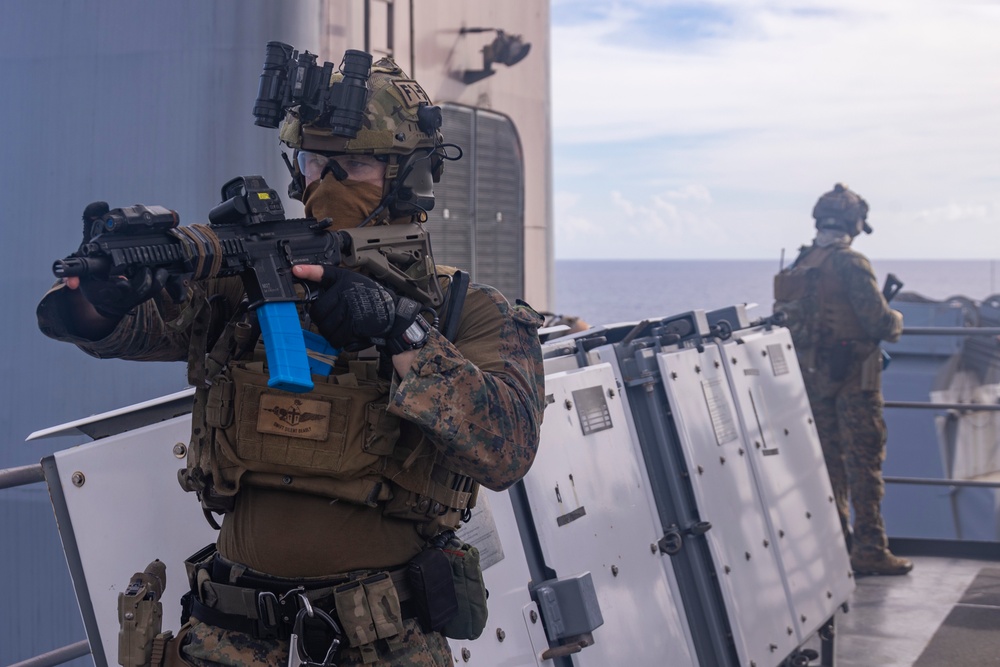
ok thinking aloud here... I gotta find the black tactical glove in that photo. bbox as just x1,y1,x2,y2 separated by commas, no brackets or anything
73,201,169,320
79,267,169,320
309,266,429,354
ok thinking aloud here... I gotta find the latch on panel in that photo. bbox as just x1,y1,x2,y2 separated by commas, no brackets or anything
658,521,712,555
658,526,683,555
530,572,604,658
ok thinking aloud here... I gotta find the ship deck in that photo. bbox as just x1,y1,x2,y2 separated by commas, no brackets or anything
814,546,1000,666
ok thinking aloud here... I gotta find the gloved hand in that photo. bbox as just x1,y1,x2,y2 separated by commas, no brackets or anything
79,267,168,320
308,266,428,353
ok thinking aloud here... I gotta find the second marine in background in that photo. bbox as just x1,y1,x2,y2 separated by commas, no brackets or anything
774,183,912,577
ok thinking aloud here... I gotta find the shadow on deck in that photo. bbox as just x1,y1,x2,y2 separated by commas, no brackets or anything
819,554,1000,666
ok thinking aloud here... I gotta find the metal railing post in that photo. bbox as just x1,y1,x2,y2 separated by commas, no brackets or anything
8,640,91,667
0,463,45,489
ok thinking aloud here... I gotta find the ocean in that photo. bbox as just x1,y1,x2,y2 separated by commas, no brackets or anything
553,259,1000,327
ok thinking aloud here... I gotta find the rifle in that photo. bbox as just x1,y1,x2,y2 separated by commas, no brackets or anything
52,175,443,393
882,272,904,301
880,273,904,369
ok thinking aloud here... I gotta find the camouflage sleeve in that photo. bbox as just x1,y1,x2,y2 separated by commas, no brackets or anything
387,285,546,492
836,250,904,343
36,278,245,361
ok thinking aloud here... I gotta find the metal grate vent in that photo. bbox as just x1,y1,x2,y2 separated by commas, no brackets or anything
767,343,789,376
426,104,524,301
573,386,613,435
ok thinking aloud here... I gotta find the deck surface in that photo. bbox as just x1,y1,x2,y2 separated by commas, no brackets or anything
815,555,999,666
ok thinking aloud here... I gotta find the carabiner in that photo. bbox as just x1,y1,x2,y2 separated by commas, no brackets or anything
286,594,342,667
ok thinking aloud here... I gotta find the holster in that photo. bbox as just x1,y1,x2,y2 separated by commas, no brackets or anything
150,627,195,667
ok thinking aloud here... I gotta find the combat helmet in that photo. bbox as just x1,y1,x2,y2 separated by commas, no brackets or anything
278,54,448,221
812,183,872,235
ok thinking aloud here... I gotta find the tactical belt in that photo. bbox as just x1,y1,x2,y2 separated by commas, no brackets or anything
186,553,417,642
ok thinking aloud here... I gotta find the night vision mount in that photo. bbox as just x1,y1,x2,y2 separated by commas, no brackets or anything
253,41,371,137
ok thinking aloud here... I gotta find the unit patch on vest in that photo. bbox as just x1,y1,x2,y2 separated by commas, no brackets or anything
257,395,331,440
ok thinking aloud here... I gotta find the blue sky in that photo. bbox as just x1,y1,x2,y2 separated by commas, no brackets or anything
550,0,1000,259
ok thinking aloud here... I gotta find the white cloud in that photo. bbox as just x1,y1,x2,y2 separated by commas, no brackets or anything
551,0,1000,258
555,183,731,258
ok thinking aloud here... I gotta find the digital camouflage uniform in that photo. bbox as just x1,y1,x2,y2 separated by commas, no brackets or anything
179,617,451,667
38,268,545,667
776,228,907,573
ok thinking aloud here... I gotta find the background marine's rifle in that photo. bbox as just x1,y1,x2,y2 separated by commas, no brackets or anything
880,272,904,369
52,175,443,393
882,273,904,302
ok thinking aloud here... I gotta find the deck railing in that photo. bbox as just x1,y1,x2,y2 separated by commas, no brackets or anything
882,323,1000,555
2,465,94,665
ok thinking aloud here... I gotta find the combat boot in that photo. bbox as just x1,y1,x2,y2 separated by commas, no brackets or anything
850,548,913,576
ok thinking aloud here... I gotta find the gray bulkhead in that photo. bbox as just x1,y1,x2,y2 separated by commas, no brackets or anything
1,1,542,663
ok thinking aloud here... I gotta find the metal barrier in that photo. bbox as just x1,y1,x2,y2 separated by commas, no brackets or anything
0,463,44,490
883,322,1000,545
8,640,91,667
884,476,1000,489
901,326,1000,336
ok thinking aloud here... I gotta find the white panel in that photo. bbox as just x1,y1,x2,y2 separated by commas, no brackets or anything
52,416,219,667
658,346,801,667
523,364,697,667
450,491,547,666
721,327,854,640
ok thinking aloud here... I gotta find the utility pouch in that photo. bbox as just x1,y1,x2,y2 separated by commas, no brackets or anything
440,538,489,640
407,548,459,633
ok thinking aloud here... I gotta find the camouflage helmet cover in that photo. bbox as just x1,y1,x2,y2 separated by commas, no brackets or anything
279,56,443,155
812,183,872,234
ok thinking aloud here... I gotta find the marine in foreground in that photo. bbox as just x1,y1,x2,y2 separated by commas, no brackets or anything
37,43,546,666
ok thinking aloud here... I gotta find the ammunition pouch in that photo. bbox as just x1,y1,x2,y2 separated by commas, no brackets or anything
181,545,415,660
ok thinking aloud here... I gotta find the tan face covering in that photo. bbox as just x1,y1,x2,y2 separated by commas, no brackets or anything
303,176,384,230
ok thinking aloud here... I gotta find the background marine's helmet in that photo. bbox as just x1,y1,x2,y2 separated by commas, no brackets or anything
812,183,872,235
279,56,445,219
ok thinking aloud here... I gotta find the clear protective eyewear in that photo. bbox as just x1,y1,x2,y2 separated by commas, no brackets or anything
296,151,387,186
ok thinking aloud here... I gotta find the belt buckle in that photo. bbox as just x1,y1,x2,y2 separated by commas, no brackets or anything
256,591,281,637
